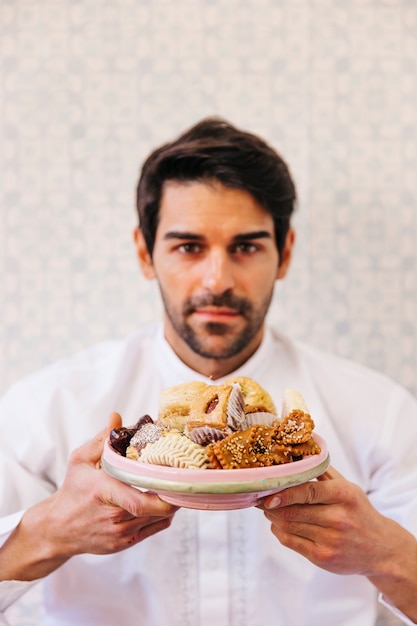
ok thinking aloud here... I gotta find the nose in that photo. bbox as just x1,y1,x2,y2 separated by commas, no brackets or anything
200,249,235,293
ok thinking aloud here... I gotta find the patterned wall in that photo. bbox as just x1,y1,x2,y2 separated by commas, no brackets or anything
1,1,415,622
1,0,417,398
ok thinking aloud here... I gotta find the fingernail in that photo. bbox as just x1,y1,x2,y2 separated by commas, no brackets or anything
265,495,281,509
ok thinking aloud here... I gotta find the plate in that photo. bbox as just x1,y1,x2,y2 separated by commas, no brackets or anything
101,434,330,510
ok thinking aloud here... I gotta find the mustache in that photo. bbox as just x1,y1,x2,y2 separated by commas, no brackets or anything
183,293,252,316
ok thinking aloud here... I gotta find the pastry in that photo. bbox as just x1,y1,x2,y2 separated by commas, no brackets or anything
289,437,321,460
109,414,153,456
274,410,315,445
206,424,293,469
126,421,163,459
281,388,310,419
158,381,207,431
223,375,277,414
108,379,322,471
186,383,245,432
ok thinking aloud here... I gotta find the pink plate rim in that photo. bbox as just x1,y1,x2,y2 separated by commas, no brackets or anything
101,433,330,496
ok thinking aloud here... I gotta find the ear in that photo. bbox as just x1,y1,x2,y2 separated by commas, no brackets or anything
133,227,156,280
276,228,295,280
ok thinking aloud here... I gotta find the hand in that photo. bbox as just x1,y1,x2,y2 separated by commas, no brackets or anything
258,466,417,621
46,412,179,557
258,466,395,577
1,413,178,581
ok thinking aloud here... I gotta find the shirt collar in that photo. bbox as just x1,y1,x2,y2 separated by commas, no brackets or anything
152,323,278,388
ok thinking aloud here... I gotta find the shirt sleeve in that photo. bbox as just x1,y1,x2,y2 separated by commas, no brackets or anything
0,383,58,613
0,378,59,518
379,594,417,626
0,580,39,614
0,511,41,613
0,511,24,539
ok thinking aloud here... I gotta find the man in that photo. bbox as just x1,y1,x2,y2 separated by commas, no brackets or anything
0,117,416,626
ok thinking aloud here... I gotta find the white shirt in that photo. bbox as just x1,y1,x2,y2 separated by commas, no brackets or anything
1,324,416,626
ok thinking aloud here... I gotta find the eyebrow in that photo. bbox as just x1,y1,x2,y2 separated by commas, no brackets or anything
163,230,272,242
234,231,272,242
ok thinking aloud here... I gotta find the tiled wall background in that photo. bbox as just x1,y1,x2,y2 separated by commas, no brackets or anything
1,1,416,624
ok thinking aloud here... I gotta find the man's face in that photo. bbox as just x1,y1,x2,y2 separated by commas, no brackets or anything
135,180,293,376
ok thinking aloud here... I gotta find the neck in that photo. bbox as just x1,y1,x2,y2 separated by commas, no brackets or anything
163,323,265,380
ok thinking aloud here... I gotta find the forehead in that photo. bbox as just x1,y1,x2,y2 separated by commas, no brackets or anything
157,180,274,237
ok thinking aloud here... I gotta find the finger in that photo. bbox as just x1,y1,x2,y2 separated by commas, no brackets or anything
86,514,177,555
268,523,321,562
121,516,177,549
262,477,344,509
73,412,123,466
93,412,123,468
264,501,333,530
267,513,329,543
108,411,123,431
102,482,179,519
113,504,177,527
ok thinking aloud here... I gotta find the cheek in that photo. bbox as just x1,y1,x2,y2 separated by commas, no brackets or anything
153,259,192,295
249,263,279,292
153,250,201,282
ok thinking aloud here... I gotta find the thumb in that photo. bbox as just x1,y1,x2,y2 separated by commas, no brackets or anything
75,412,123,466
93,411,123,468
107,411,123,432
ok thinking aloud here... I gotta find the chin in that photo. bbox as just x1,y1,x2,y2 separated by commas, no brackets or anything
192,335,250,361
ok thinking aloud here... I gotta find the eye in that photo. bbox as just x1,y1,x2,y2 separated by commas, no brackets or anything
177,242,203,254
231,241,259,254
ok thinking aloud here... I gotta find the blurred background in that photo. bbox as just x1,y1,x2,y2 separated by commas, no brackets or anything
1,0,416,623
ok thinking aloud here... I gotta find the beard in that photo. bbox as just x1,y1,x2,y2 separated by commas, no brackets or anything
159,289,273,360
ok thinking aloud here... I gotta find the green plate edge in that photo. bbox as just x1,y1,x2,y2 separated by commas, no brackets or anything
101,453,330,495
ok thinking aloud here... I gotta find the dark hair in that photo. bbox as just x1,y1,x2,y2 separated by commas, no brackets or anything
136,117,297,259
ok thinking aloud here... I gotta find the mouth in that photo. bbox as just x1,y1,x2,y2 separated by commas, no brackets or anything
191,307,241,322
183,294,251,324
